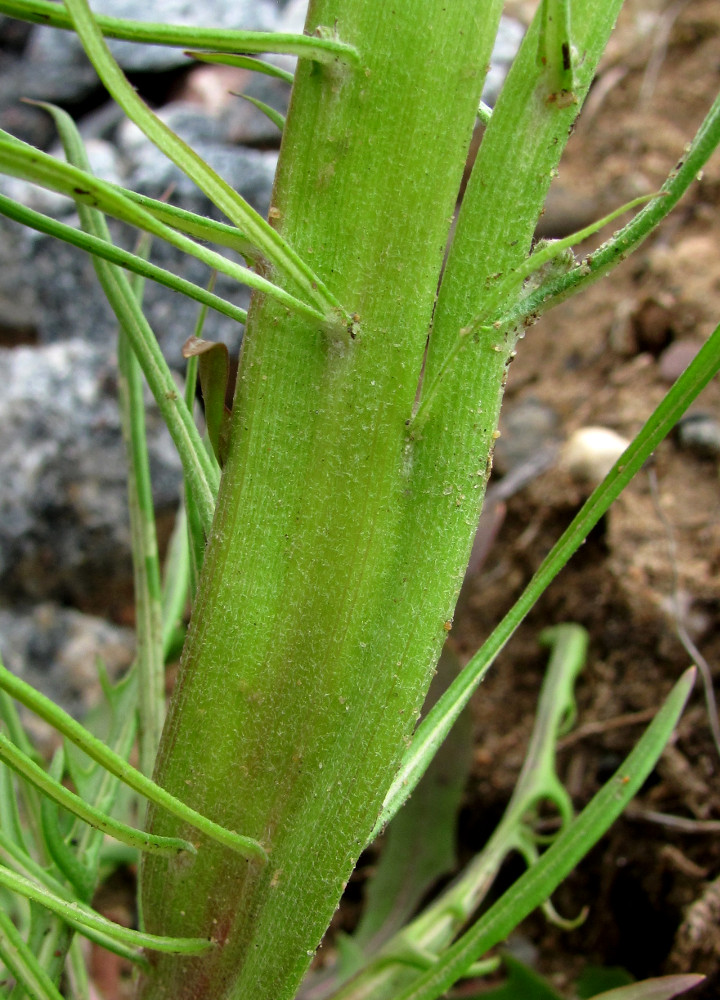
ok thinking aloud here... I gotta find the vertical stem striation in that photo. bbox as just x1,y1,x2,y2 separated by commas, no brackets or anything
138,4,502,999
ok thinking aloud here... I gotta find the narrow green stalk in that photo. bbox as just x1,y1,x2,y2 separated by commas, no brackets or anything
116,233,166,773
161,505,191,661
0,733,195,857
0,908,64,1000
0,0,360,63
186,51,295,84
0,865,214,957
0,660,267,862
66,937,91,1000
0,693,45,864
0,194,248,326
391,669,695,1000
380,318,720,832
234,94,286,133
62,0,347,321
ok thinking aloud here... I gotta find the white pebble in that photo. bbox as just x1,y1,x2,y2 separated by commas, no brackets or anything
561,426,630,483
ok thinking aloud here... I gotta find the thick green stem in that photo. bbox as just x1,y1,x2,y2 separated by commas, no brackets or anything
137,4,502,999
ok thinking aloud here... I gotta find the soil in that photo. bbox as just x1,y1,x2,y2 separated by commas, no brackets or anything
443,1,720,995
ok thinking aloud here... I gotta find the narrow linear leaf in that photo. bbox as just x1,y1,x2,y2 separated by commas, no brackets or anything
0,864,214,956
0,733,196,857
0,137,324,325
0,908,65,1000
378,320,720,834
0,0,359,64
0,193,247,326
591,976,706,1000
0,660,267,863
232,92,286,132
62,0,345,318
181,336,230,466
391,670,695,1000
186,51,295,85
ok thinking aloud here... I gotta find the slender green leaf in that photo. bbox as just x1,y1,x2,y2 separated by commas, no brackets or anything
0,733,196,857
232,93,286,132
186,50,294,84
0,908,64,1000
390,669,695,1000
0,136,324,325
118,231,166,774
0,193,248,326
161,505,191,662
0,659,267,863
378,319,720,834
0,0,359,64
0,865,214,956
62,0,346,320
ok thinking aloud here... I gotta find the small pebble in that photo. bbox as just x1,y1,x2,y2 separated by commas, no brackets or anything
675,412,720,459
659,340,703,383
560,426,631,483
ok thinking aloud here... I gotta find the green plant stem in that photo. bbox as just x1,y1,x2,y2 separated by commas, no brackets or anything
61,0,346,321
137,5,505,999
0,0,360,63
118,324,166,773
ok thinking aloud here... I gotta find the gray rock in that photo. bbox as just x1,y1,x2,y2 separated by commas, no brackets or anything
26,0,279,77
484,18,526,106
0,339,182,606
23,218,249,362
0,602,135,722
676,412,720,460
118,103,278,216
0,216,38,338
494,397,561,477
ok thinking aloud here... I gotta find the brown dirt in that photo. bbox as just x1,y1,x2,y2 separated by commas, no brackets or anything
447,1,720,995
